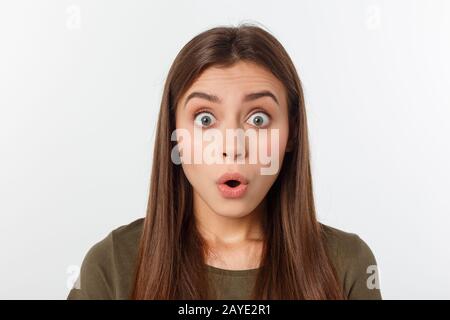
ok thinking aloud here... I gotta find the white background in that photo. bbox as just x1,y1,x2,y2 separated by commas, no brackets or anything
1,0,449,299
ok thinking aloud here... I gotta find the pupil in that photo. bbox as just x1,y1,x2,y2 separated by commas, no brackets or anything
201,116,210,126
254,116,262,126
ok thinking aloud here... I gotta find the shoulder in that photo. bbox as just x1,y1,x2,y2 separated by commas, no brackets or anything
86,217,144,268
320,222,382,300
67,218,145,300
110,217,145,248
321,223,371,262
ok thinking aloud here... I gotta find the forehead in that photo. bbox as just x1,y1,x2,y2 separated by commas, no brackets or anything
183,61,287,103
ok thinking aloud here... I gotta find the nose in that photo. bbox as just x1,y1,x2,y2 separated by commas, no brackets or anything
221,127,247,162
222,149,244,161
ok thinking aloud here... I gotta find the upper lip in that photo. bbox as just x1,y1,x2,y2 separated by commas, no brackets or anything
217,172,249,185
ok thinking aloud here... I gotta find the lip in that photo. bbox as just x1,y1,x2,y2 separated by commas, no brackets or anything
216,172,249,199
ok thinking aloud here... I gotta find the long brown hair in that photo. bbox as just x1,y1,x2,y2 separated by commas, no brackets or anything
131,23,345,299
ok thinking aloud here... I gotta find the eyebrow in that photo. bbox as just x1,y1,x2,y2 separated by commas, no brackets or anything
183,90,280,108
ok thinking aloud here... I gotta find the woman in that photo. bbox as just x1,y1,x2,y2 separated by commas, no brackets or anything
67,23,382,300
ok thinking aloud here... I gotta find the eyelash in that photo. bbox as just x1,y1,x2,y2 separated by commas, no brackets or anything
193,107,213,119
192,107,272,123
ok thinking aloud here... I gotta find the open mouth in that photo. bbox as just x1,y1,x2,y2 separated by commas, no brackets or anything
216,172,249,198
224,180,241,188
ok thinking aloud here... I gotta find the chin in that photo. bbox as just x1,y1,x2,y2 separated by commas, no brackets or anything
212,199,258,218
212,204,251,219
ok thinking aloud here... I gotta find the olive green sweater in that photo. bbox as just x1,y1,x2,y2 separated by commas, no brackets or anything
67,218,382,300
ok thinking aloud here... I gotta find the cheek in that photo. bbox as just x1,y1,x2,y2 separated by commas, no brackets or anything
272,115,290,158
255,127,288,161
277,126,289,154
176,129,212,164
176,110,216,192
177,130,214,185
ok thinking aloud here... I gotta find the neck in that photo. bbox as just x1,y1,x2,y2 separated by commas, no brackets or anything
193,192,266,246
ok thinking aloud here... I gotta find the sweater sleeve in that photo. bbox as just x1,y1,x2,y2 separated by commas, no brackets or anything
67,232,115,300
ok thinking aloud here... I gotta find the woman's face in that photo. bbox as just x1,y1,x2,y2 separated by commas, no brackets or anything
175,60,290,219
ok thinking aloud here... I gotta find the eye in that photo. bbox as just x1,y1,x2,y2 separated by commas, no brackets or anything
194,111,216,128
247,111,270,128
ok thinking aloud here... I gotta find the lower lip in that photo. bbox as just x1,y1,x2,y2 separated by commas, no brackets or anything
217,183,248,199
